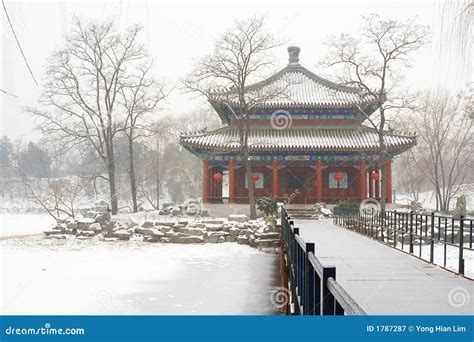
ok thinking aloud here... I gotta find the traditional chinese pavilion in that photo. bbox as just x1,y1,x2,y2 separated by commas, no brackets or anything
180,47,416,204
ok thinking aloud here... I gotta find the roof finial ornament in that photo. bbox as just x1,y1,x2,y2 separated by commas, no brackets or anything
288,46,301,65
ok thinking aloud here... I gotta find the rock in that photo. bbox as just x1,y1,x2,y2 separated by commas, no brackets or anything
141,221,155,228
95,212,111,224
189,222,206,228
79,230,96,237
173,223,187,230
175,227,204,236
112,229,131,240
200,209,210,217
160,237,170,243
145,236,160,243
205,223,224,231
225,235,237,242
173,236,204,244
201,219,225,224
170,207,182,216
154,221,176,227
77,218,94,230
237,235,249,244
452,195,467,218
157,225,172,233
65,222,77,230
89,223,102,231
208,232,227,243
255,232,280,240
94,199,110,212
228,214,249,222
228,227,241,236
102,221,116,232
104,237,119,242
136,227,160,236
320,208,331,216
46,234,67,239
152,231,165,238
76,236,92,240
92,233,105,241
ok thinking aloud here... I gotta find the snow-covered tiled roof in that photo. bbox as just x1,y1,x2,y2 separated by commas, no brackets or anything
208,47,379,109
180,126,416,154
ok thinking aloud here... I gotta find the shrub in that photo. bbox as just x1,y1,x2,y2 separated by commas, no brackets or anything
334,199,360,210
256,197,278,217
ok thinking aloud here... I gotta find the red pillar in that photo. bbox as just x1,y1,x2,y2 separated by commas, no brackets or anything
202,161,209,203
359,160,367,201
316,161,323,202
272,160,279,198
368,170,373,198
375,169,380,199
385,160,393,203
229,160,235,203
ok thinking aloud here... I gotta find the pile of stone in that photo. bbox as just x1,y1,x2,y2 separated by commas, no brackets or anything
44,212,281,254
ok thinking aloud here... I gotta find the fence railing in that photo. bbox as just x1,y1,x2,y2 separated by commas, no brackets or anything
281,208,366,315
332,208,473,276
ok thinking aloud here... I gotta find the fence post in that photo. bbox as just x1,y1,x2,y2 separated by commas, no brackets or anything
409,211,414,254
393,210,397,248
321,266,336,315
305,243,315,315
381,209,385,242
459,216,465,275
430,212,435,263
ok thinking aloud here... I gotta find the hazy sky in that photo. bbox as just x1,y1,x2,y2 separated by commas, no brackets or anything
1,0,471,140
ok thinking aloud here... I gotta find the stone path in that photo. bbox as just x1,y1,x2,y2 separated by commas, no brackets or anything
295,219,473,315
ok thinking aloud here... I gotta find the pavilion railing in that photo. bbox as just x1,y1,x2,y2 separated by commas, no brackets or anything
332,208,473,277
281,208,366,315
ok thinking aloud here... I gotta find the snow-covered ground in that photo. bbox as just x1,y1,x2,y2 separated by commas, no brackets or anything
395,240,473,279
396,183,474,212
0,214,279,315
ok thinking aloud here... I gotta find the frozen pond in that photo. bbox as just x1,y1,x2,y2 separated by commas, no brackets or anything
0,213,56,237
0,234,279,315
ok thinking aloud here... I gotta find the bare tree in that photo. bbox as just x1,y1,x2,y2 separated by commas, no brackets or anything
405,92,472,212
322,14,430,209
29,18,147,214
184,15,282,219
119,62,167,212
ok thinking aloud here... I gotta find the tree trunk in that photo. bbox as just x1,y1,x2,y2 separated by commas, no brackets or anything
128,135,138,213
380,163,387,210
107,164,118,215
155,140,160,210
245,153,257,219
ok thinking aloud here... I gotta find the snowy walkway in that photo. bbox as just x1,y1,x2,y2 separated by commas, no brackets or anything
295,219,473,315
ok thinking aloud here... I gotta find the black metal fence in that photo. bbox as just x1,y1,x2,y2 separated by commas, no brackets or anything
281,208,366,315
333,208,473,276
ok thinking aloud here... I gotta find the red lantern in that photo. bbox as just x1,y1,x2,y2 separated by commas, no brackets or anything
334,172,344,181
212,172,223,181
370,171,380,181
251,174,260,182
